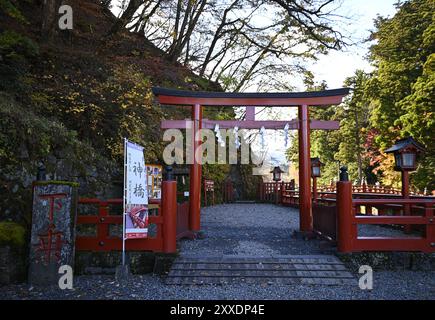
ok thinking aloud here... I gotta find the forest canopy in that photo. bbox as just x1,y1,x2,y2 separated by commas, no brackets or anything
286,0,434,192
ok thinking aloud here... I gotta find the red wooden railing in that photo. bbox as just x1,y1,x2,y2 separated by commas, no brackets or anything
76,181,178,253
223,180,234,203
176,201,193,240
337,181,435,253
313,199,337,241
260,182,295,204
259,181,435,253
76,198,166,252
259,182,424,202
317,183,426,195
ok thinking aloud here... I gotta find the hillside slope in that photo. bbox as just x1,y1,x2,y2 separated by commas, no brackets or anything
0,0,233,225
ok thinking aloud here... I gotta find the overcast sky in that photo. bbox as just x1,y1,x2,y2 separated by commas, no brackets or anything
310,0,398,89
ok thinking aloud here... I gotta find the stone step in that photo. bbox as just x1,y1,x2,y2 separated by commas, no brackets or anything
166,255,356,286
165,277,357,285
171,263,348,271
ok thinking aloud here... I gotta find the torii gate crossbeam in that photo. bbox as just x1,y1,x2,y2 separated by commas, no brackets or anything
152,87,350,236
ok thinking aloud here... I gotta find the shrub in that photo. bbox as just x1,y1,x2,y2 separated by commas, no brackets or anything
0,221,26,248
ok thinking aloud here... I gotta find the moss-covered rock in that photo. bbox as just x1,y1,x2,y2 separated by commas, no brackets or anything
0,221,26,248
0,222,27,284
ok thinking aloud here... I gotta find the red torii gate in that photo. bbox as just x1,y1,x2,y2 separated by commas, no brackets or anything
152,87,350,235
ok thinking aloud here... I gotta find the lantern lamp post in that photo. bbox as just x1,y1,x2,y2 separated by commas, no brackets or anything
271,166,284,182
385,137,424,231
311,157,323,203
385,137,424,196
271,166,284,204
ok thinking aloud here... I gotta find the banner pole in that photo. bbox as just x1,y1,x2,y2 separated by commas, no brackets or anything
122,137,127,266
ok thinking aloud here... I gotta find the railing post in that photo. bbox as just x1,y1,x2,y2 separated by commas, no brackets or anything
259,181,263,202
425,202,434,251
337,166,354,253
162,166,177,253
281,181,285,205
275,182,279,205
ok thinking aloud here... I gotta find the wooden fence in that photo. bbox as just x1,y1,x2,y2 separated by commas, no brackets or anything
259,181,435,253
76,180,182,253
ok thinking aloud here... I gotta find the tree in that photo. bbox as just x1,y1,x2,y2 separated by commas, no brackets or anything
107,0,145,36
366,0,434,190
41,0,63,40
125,0,349,91
336,71,371,184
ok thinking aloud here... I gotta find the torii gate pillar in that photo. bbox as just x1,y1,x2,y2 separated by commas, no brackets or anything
298,105,313,232
189,103,202,232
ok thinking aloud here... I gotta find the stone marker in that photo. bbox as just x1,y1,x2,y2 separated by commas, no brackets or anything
28,181,79,286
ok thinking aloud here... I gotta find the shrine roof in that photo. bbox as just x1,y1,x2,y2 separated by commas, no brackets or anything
152,87,351,106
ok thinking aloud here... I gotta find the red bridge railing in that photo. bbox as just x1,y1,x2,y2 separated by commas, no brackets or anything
76,198,166,252
258,180,435,253
223,180,234,203
76,180,179,253
337,181,435,253
317,183,425,195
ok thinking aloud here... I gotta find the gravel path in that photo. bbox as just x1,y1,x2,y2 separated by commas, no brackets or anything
178,204,323,257
1,204,433,300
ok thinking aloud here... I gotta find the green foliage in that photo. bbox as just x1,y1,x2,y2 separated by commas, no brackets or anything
396,53,435,190
0,93,112,225
0,221,26,248
367,0,434,190
296,1,434,192
368,0,434,146
0,0,27,23
0,30,39,91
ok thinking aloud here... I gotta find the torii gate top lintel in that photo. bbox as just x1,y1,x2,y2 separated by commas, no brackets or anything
152,87,350,106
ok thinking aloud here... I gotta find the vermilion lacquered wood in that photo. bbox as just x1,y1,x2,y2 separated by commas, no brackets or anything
162,181,177,253
312,177,318,204
352,238,430,252
352,199,434,205
298,105,313,232
245,107,255,120
337,181,354,253
156,95,346,106
189,104,202,232
76,198,165,252
161,119,340,130
355,216,429,225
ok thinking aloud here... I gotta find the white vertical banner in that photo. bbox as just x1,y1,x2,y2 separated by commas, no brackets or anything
124,139,149,242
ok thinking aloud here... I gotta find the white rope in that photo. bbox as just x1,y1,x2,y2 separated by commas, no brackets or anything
284,123,289,148
260,126,266,150
234,126,241,149
214,124,225,147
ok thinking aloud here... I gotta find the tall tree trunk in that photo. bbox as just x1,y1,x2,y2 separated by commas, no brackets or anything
41,0,63,40
354,109,363,184
168,0,207,62
107,0,143,36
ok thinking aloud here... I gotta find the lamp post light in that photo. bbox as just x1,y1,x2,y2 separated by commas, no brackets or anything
385,137,424,196
385,137,424,232
271,166,284,205
271,166,284,182
311,157,323,203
